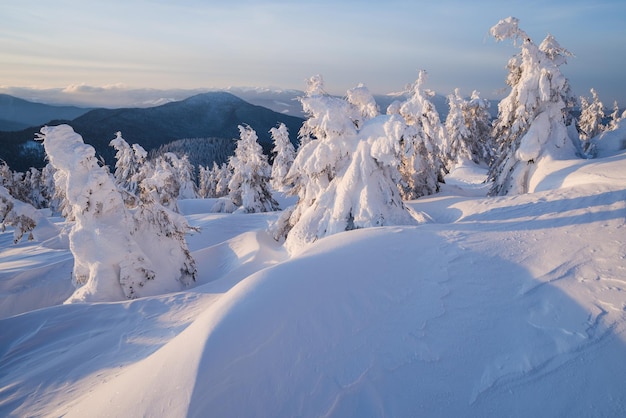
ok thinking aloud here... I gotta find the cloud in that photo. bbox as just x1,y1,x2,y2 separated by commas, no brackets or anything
0,84,210,108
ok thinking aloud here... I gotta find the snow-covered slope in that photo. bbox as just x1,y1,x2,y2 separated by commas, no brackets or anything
1,150,625,417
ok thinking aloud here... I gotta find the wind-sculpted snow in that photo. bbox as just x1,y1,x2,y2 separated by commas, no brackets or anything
1,148,626,416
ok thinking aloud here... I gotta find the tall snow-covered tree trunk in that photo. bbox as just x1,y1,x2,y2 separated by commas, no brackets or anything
40,124,196,302
487,17,579,196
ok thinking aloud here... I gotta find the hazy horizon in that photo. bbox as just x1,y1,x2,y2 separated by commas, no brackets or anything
2,0,625,107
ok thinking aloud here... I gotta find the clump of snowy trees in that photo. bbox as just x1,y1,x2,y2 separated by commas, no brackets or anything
576,88,623,157
38,125,197,302
270,76,425,253
444,89,494,167
0,185,39,243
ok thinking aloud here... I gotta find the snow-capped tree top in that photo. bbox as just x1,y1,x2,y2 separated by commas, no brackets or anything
468,90,491,109
40,125,97,173
304,74,326,97
109,131,127,150
299,76,357,142
539,33,573,66
399,70,439,127
346,83,379,126
490,16,528,44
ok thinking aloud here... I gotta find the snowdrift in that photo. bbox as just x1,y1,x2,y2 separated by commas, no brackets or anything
1,150,626,417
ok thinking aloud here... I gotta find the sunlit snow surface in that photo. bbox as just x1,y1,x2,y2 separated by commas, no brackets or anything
1,151,625,417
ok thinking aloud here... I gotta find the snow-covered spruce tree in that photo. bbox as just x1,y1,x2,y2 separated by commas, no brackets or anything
444,88,473,168
39,124,196,302
221,124,279,213
213,162,231,198
0,162,29,205
24,167,48,209
197,165,213,198
270,123,296,192
171,154,198,200
487,17,578,196
578,88,605,143
0,161,13,190
444,89,495,167
139,153,182,212
607,100,622,131
43,162,74,219
396,70,446,199
199,161,230,198
463,91,495,164
40,163,57,208
110,132,148,205
271,78,419,253
0,185,38,243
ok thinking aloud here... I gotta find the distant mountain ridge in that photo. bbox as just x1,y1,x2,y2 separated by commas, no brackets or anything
0,89,499,173
0,92,304,172
0,94,91,131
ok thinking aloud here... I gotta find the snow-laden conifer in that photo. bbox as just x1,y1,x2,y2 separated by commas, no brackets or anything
444,89,494,168
173,154,198,200
214,162,231,198
272,78,420,253
40,163,57,210
578,89,605,143
487,17,578,196
396,71,446,199
138,152,197,211
607,100,622,132
198,165,213,198
464,91,495,164
577,89,608,157
270,123,296,192
110,132,147,204
222,125,279,213
24,167,47,209
39,124,196,302
0,185,38,243
0,162,29,204
444,88,473,168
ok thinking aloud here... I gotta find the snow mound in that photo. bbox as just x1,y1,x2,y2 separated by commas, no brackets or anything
592,123,626,157
1,150,626,417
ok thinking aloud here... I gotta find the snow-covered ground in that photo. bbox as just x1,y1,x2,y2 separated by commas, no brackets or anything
1,149,625,417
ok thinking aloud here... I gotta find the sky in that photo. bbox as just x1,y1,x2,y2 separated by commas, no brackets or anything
1,0,626,107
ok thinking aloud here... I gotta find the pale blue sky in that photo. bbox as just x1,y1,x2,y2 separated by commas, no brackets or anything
2,0,625,105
